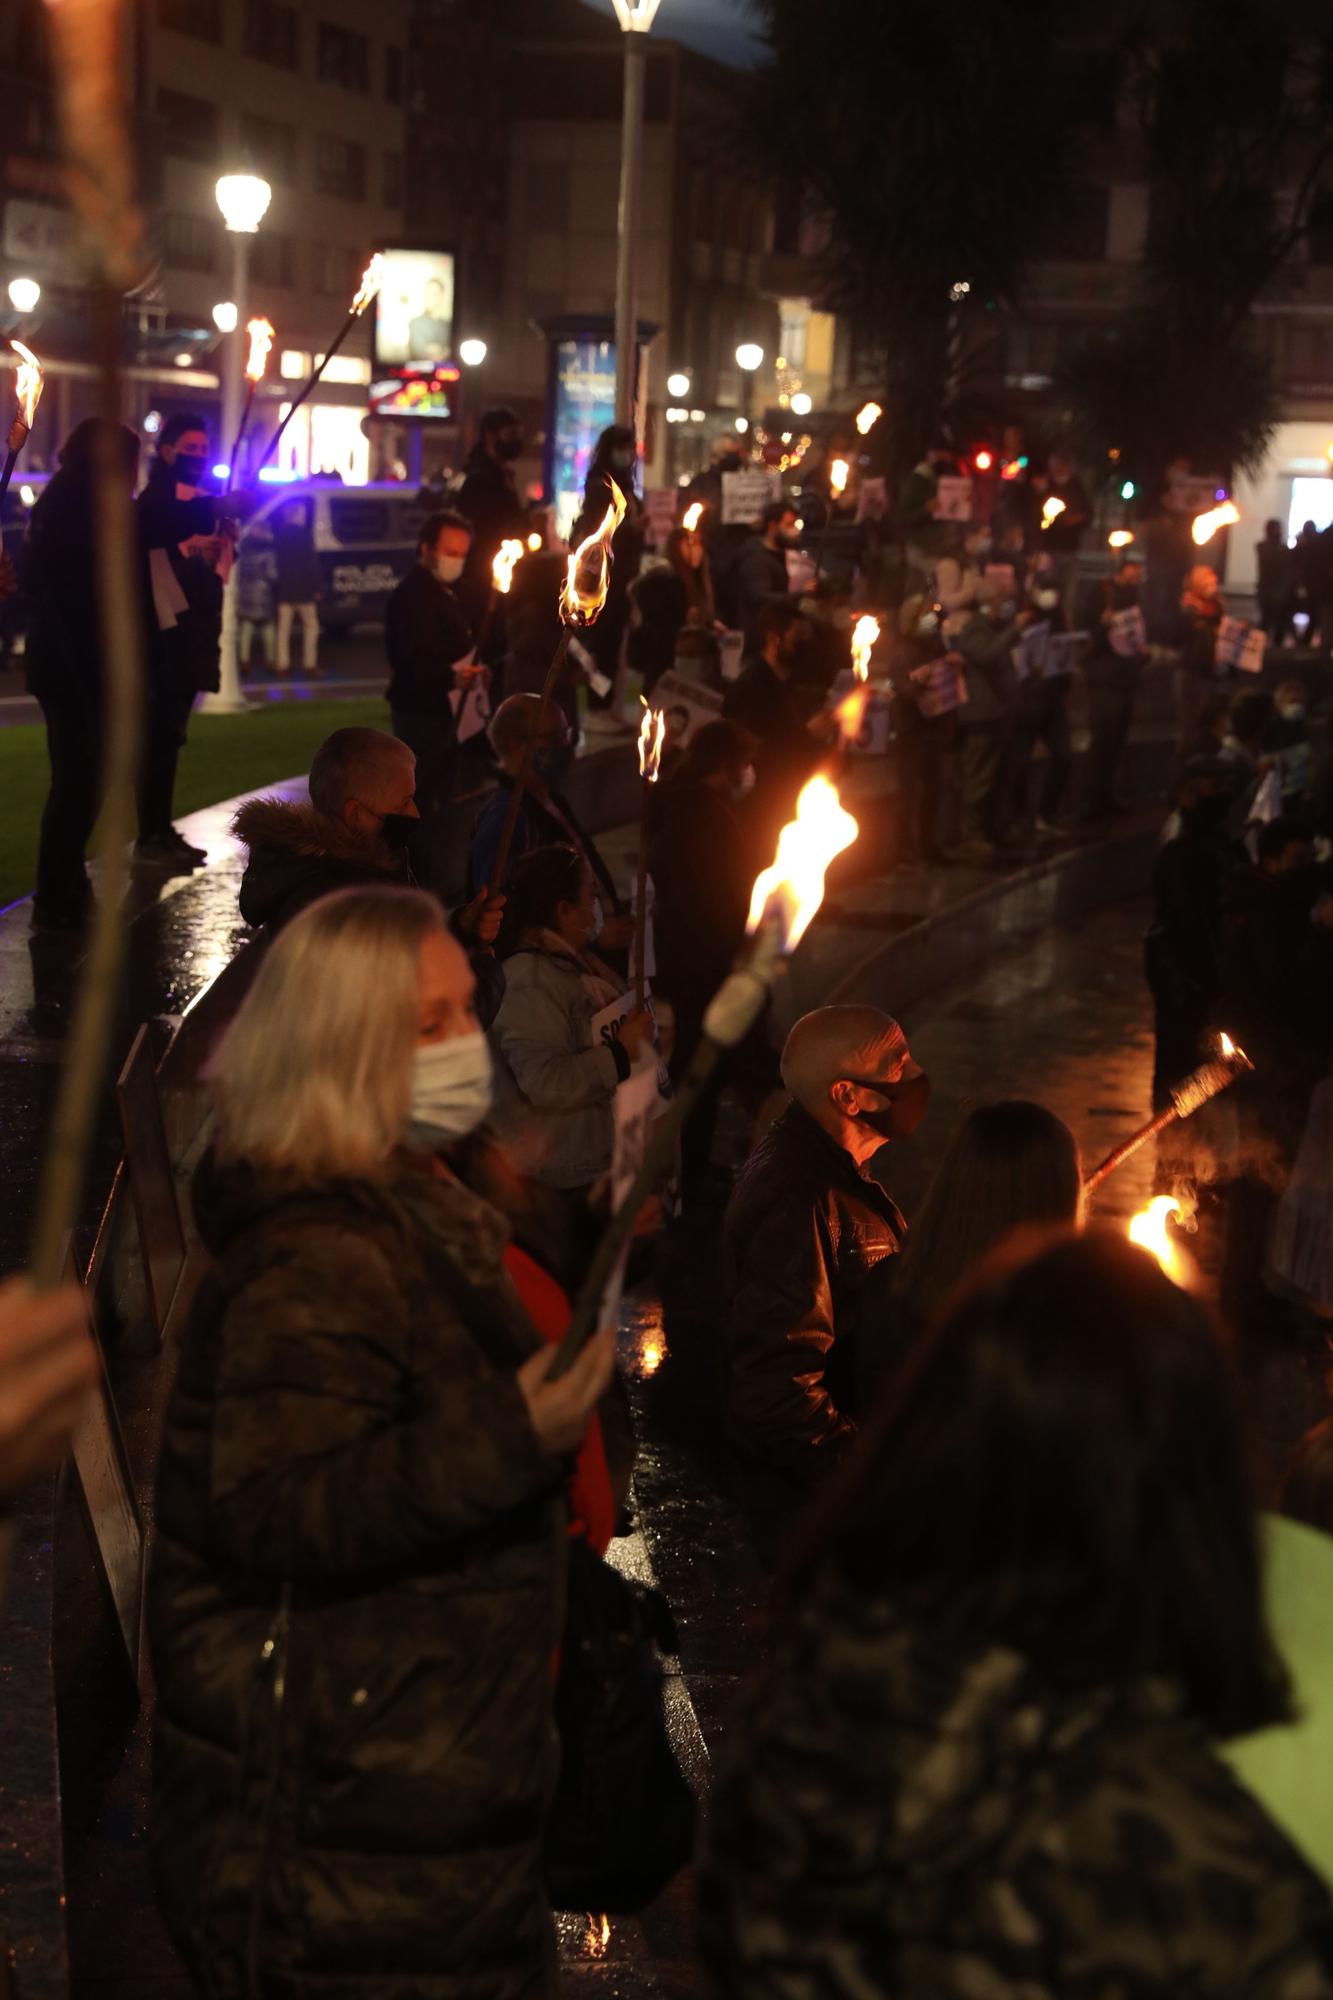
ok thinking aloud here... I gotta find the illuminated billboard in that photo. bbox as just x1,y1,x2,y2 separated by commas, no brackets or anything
374,249,456,367
369,361,460,421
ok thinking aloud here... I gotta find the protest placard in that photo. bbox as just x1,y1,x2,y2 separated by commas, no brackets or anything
1216,615,1266,675
934,476,973,522
911,655,969,718
653,667,726,752
720,468,782,525
643,487,678,548
1012,620,1052,682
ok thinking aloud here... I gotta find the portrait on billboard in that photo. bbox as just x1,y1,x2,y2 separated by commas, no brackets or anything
375,250,456,365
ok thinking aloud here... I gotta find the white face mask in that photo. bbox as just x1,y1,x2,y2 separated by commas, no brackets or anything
405,1031,493,1148
1278,702,1306,722
734,766,756,799
432,554,465,584
1034,588,1059,611
916,612,940,637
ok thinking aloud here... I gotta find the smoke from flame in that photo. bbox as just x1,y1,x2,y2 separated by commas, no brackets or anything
492,538,524,595
637,699,665,782
351,253,385,316
11,340,43,429
560,478,627,626
850,613,880,682
746,774,858,951
244,317,274,384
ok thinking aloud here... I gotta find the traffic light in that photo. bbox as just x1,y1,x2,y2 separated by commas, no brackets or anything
973,448,994,473
1120,479,1136,500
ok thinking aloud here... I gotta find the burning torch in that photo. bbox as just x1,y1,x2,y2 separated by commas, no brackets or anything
259,252,383,474
682,500,704,534
814,456,850,578
855,402,882,437
1192,500,1240,548
832,613,881,749
633,700,666,1007
1084,1033,1253,1197
225,316,274,495
553,772,859,1371
473,535,525,662
0,341,45,506
486,479,628,897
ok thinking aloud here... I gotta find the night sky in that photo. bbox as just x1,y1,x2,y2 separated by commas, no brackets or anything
578,0,764,70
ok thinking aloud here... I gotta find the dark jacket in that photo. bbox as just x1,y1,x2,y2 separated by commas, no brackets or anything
136,457,225,695
702,1569,1333,2000
22,467,106,700
469,775,620,915
953,609,1022,727
233,795,506,1023
234,795,410,930
730,536,790,649
385,561,474,716
149,1154,565,2000
1083,576,1147,698
648,776,755,1017
722,1103,905,1483
456,444,527,623
723,658,822,840
1145,816,1235,1016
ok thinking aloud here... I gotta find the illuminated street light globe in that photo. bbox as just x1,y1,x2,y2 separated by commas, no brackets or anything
212,301,238,333
610,0,663,28
735,343,764,373
7,277,40,313
214,172,273,234
459,338,488,367
666,370,690,398
789,390,813,417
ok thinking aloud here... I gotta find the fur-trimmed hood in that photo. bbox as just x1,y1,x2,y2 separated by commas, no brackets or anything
234,795,407,932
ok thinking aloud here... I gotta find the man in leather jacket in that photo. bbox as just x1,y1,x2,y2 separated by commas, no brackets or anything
722,1006,928,1553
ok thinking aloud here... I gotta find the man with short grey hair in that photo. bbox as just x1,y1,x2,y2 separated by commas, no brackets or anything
722,1005,929,1551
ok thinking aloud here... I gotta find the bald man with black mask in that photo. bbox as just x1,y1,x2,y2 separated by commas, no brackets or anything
722,1005,928,1553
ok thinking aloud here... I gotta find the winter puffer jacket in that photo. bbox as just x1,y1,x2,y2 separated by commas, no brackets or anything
490,940,628,1191
149,1153,567,2000
702,1569,1333,2000
233,795,410,931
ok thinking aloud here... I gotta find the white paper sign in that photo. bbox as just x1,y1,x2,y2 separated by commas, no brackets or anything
718,628,745,682
449,676,492,742
599,1058,668,1327
934,476,974,523
1216,615,1266,675
1045,631,1085,678
720,468,782,526
654,667,725,751
643,487,678,547
1012,620,1052,682
1109,605,1147,658
911,655,969,718
784,548,817,593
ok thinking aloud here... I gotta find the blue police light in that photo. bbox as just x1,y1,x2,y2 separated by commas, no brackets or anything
258,466,300,484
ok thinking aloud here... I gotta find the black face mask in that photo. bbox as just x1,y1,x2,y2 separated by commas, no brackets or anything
496,434,523,461
853,1069,932,1142
377,813,421,857
173,452,208,486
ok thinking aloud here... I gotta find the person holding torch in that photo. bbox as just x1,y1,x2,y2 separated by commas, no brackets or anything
384,508,483,840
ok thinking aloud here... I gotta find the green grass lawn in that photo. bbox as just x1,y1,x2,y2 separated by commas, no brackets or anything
0,696,387,909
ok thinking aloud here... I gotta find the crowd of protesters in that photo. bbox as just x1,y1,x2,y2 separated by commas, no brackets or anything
4,405,1333,1996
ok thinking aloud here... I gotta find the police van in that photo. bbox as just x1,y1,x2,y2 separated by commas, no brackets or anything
245,479,430,632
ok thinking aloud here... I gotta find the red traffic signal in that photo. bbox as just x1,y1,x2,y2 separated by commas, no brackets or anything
973,448,994,472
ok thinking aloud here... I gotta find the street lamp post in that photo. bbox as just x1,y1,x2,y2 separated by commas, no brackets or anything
735,342,763,448
611,0,662,433
207,172,271,714
458,337,487,459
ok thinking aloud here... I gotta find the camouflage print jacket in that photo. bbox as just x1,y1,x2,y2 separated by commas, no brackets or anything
149,1152,567,2000
701,1569,1333,2000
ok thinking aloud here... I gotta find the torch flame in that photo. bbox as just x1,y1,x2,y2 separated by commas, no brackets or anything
1041,495,1066,527
1220,1032,1237,1060
829,457,849,495
833,682,871,748
1108,529,1135,549
850,612,880,682
244,317,274,384
492,537,524,596
855,401,882,436
526,530,542,552
746,774,858,951
682,500,704,533
11,340,43,429
1192,500,1240,547
584,1914,611,1958
1128,1194,1187,1285
351,252,385,317
637,698,665,782
560,478,627,627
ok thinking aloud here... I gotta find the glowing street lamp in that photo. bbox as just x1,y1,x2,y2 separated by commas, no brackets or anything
789,390,813,417
666,370,690,398
212,300,238,333
735,342,764,373
208,171,271,715
459,337,488,368
7,277,41,314
611,0,664,429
